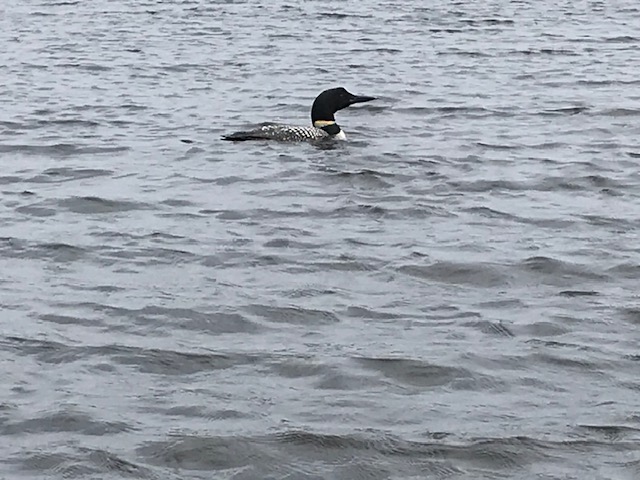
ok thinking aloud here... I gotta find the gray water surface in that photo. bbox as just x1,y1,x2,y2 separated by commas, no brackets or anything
1,1,640,479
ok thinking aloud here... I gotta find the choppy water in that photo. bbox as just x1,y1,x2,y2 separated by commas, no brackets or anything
2,0,640,478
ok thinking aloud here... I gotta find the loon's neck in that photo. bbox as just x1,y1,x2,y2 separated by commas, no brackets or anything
313,120,344,138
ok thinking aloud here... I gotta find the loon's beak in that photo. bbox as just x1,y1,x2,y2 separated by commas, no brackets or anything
349,94,376,105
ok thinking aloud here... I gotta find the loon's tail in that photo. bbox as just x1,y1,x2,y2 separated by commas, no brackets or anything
222,131,266,141
222,123,281,141
222,127,274,141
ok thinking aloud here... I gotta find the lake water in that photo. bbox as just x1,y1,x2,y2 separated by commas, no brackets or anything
1,0,640,479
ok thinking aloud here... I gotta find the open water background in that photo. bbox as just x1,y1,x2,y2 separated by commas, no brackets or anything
1,0,640,478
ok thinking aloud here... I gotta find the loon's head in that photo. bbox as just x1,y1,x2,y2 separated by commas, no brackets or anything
311,87,375,134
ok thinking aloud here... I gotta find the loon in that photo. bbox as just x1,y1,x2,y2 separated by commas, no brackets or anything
222,87,375,142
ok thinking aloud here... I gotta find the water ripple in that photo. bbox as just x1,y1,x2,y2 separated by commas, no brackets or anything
2,0,640,478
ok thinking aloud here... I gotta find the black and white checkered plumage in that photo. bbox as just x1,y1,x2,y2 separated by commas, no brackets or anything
222,123,331,142
222,87,375,142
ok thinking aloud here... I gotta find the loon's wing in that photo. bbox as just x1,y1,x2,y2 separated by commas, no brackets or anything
222,123,328,142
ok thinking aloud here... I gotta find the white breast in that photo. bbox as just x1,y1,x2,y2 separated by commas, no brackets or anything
334,130,347,140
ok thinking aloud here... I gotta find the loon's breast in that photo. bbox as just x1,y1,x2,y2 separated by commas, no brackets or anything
333,130,347,140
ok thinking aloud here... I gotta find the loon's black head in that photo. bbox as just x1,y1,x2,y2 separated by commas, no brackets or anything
310,87,375,125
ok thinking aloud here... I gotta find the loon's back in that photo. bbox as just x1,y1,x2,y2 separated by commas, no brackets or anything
222,123,330,142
